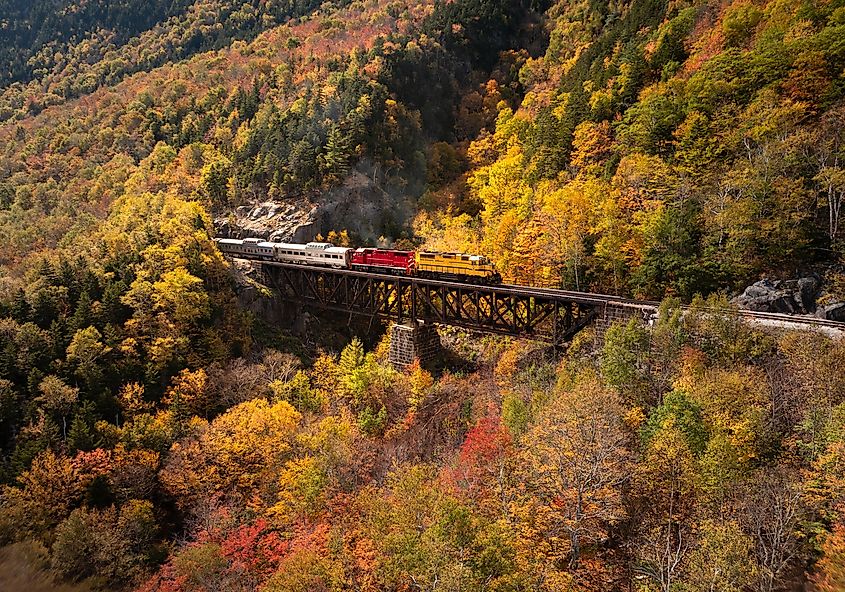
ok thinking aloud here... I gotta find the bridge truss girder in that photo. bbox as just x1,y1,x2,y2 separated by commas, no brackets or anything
263,263,599,346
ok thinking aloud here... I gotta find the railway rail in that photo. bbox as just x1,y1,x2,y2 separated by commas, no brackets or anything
499,283,845,330
244,259,845,342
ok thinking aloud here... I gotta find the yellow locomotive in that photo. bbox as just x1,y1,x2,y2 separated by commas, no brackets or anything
415,251,502,285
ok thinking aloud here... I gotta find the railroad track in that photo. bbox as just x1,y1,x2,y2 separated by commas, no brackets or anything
731,308,845,328
243,258,845,332
502,283,845,330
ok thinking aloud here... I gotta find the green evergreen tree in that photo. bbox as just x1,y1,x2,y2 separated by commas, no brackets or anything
67,291,93,338
10,289,30,323
101,280,129,325
67,400,99,452
320,125,351,181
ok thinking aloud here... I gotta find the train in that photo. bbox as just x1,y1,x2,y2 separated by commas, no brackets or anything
215,238,502,285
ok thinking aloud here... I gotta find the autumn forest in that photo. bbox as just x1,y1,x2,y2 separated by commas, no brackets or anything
1,0,845,590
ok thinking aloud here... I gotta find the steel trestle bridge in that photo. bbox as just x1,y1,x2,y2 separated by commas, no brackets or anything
260,262,608,346
253,261,845,346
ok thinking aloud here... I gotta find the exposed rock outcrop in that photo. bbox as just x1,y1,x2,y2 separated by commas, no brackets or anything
733,276,821,314
215,198,319,242
227,258,281,319
733,273,845,320
214,170,413,244
817,302,845,322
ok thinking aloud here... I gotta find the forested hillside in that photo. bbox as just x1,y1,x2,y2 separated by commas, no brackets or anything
0,0,355,116
422,0,845,299
1,0,845,590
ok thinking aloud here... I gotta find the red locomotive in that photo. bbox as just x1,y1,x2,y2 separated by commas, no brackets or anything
350,248,415,275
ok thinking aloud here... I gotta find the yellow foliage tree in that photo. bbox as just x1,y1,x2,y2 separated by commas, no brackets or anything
514,374,632,569
165,368,210,419
118,382,152,420
676,366,768,463
0,450,84,539
406,360,434,411
539,178,602,290
160,399,301,514
634,417,699,591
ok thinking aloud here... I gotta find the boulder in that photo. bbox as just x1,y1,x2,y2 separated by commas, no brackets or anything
817,302,845,322
249,205,267,220
744,282,776,298
797,276,820,313
215,219,232,238
734,275,821,314
734,280,796,313
768,295,798,314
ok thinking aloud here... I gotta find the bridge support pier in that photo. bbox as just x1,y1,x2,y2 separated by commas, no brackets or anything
388,322,441,370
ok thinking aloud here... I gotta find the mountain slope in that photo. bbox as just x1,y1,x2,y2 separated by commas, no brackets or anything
1,2,845,591
0,0,354,120
425,0,845,300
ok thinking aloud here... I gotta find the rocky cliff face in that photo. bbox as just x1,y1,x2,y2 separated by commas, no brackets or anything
214,171,413,244
215,198,320,242
733,271,845,321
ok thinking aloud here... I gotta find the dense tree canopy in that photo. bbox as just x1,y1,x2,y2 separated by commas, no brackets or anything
1,0,845,589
